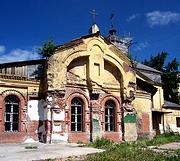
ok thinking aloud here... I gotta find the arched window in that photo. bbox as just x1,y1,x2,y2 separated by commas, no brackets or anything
4,96,19,132
71,98,83,132
105,100,115,131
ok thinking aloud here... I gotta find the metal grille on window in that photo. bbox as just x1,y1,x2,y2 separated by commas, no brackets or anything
105,100,115,131
71,98,83,132
4,96,19,132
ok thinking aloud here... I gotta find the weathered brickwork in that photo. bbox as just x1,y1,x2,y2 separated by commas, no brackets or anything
1,33,171,144
0,85,42,143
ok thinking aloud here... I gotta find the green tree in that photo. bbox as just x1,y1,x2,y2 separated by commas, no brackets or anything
143,52,167,71
38,39,55,58
143,52,180,104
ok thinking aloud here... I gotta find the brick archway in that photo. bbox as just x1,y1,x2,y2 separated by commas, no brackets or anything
0,90,27,143
66,92,90,143
67,92,89,110
100,95,122,142
100,95,121,112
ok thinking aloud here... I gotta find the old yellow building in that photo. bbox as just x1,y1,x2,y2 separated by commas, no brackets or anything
0,24,179,143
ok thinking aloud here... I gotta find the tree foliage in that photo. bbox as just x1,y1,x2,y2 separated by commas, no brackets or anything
38,39,55,58
143,52,180,104
143,52,167,71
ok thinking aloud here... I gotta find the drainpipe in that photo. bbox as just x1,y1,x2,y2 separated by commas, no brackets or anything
121,102,125,141
121,86,125,141
26,92,29,135
162,113,165,133
89,105,93,142
49,107,53,144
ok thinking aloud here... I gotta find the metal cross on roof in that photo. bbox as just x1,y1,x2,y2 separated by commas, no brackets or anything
90,9,98,24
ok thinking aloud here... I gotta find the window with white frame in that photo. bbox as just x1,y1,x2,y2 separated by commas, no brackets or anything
105,100,115,131
71,98,83,132
4,96,19,132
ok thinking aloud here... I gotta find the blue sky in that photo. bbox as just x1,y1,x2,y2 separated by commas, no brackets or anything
0,0,179,67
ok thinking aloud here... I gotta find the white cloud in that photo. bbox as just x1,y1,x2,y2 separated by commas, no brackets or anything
0,45,6,54
0,48,41,64
146,11,180,27
126,14,140,22
133,41,149,51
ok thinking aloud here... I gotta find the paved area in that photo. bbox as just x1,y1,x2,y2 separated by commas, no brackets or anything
0,142,179,161
0,142,104,161
148,142,180,154
158,142,180,150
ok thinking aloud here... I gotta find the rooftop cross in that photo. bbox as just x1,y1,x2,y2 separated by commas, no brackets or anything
90,9,98,24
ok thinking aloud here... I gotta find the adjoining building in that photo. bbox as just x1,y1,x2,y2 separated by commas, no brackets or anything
0,24,179,143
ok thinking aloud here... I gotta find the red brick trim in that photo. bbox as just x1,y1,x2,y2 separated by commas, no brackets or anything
103,132,122,143
1,90,27,133
100,95,120,111
67,92,90,108
2,89,26,101
100,95,121,132
67,92,90,133
68,132,88,143
142,113,150,133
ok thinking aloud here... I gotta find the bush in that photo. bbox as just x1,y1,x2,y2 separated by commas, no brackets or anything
91,137,114,149
85,133,180,161
145,132,180,146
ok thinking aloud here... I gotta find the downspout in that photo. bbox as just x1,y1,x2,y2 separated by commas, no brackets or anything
121,84,125,141
121,101,125,141
26,91,29,135
49,107,53,144
162,113,165,133
89,104,93,142
151,94,154,135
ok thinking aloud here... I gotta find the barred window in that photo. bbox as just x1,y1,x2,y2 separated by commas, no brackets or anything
105,100,115,131
4,96,19,132
71,98,83,132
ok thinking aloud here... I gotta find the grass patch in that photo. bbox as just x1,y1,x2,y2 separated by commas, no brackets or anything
89,137,114,149
84,133,180,161
38,133,180,161
145,132,180,146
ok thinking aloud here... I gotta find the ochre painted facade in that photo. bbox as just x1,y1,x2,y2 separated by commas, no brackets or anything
0,31,179,144
46,34,137,143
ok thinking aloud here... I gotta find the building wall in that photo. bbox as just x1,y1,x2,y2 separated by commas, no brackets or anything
164,109,180,133
0,77,43,143
46,35,137,143
1,36,167,144
152,86,164,111
133,90,153,138
47,36,136,95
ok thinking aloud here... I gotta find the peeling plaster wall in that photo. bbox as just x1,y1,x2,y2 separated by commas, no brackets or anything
46,35,137,143
27,100,45,121
51,133,68,142
164,109,180,133
133,91,153,137
53,110,65,121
